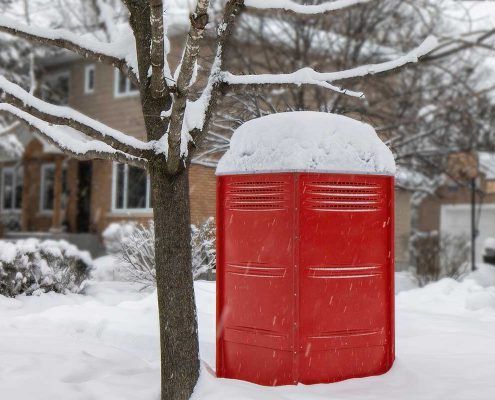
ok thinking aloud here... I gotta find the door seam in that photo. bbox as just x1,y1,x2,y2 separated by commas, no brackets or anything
292,173,301,384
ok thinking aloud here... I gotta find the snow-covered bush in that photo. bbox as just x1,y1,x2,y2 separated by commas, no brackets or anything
413,232,469,286
0,239,92,297
191,218,216,281
412,231,439,286
0,213,22,232
102,222,138,255
440,234,470,279
119,222,156,289
107,218,216,287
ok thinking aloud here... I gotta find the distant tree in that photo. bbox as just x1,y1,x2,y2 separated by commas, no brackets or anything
201,0,495,273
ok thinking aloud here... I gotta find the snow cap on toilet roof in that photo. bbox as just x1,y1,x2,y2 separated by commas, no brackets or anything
216,111,396,175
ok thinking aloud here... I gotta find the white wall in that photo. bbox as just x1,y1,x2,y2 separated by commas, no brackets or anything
440,204,495,262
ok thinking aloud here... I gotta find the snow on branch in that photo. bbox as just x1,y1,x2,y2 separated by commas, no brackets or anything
244,0,374,14
149,0,167,98
165,0,216,172
179,0,244,167
221,35,439,97
175,0,210,94
0,76,152,158
0,15,138,85
0,103,146,168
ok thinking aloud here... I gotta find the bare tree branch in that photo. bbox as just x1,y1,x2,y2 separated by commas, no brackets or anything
244,0,374,15
424,28,495,62
0,15,138,85
221,35,438,96
90,0,119,42
165,0,212,172
0,76,152,158
183,0,246,166
0,103,146,168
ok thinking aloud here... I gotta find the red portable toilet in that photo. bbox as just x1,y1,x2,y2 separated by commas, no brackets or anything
216,112,395,386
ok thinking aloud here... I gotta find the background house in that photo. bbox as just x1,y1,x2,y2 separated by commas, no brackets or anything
0,4,494,274
0,46,217,253
1,52,494,269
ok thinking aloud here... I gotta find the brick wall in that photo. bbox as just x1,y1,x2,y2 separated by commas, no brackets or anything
21,140,64,232
87,160,216,235
42,38,217,235
419,179,495,233
189,165,217,225
12,146,217,235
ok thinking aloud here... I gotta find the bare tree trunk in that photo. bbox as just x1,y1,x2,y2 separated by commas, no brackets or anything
150,162,199,400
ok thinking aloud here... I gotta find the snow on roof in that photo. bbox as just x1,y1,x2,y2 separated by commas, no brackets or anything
216,111,395,175
479,152,495,180
395,166,427,187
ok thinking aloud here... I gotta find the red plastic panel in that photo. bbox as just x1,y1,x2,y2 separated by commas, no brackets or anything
216,174,296,386
216,172,394,386
298,173,394,384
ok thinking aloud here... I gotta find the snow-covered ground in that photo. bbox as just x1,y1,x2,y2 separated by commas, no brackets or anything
1,258,495,400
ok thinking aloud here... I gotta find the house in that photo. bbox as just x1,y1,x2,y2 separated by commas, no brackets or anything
0,55,412,263
2,52,495,272
0,53,217,249
418,152,495,265
0,56,414,267
0,15,493,270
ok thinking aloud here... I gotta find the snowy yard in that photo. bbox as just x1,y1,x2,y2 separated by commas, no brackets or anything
1,257,495,400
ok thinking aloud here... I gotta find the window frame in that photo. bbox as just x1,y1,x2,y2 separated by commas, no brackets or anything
113,69,139,98
40,163,56,213
84,64,96,94
0,166,22,213
111,163,152,213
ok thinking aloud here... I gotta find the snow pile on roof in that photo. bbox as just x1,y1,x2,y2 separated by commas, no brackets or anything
216,111,395,175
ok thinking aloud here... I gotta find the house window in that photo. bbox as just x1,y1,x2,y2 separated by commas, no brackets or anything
84,64,95,94
42,71,70,105
112,163,151,211
1,167,22,212
114,69,139,97
40,164,55,212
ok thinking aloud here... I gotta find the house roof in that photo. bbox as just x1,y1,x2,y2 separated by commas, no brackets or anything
0,123,31,162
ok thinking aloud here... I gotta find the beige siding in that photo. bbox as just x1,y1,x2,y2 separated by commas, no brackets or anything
395,189,411,270
68,62,146,139
59,40,217,234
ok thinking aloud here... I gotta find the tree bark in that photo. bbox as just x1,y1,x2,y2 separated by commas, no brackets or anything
150,162,199,400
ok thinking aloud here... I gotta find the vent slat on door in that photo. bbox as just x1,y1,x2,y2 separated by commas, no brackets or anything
304,181,383,212
226,181,290,211
307,265,383,279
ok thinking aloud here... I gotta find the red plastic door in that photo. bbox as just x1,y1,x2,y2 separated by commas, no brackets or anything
217,172,394,385
216,173,297,385
298,173,394,383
